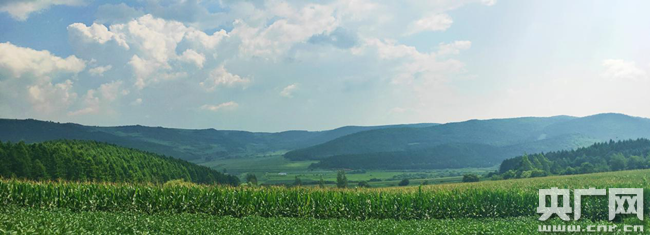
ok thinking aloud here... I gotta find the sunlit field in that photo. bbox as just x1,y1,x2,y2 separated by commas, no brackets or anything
2,169,649,234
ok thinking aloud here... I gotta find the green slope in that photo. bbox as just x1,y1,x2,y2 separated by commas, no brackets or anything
289,114,650,170
0,119,436,162
498,138,650,178
0,140,239,185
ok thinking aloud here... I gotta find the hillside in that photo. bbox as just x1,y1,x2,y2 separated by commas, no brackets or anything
290,113,650,170
0,140,239,185
0,119,436,162
498,139,650,178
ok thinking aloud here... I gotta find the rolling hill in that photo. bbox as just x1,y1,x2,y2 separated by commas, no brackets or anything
0,140,239,185
0,118,436,162
288,113,650,170
498,138,650,178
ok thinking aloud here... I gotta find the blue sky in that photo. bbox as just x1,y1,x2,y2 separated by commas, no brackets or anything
1,0,649,132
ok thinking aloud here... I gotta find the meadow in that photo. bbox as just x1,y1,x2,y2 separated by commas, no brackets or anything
202,154,496,187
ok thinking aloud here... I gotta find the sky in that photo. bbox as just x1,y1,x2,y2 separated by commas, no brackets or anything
0,0,649,132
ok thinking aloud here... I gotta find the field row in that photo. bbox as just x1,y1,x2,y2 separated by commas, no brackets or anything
0,207,631,235
2,170,650,220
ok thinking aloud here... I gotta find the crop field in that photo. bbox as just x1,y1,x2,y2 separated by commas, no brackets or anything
0,207,631,235
1,169,649,234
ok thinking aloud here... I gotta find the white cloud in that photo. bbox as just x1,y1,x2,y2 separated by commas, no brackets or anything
69,14,229,89
130,98,142,106
358,38,465,85
280,84,298,98
231,4,338,59
200,65,250,91
0,42,85,78
98,80,124,102
406,14,453,35
179,49,206,68
68,23,129,49
602,59,648,81
89,65,112,76
437,41,472,56
481,0,497,6
0,0,85,21
28,79,77,114
95,3,144,24
68,80,125,116
200,101,238,112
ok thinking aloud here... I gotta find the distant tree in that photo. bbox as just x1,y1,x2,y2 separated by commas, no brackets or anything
610,154,627,171
357,181,370,188
421,180,430,186
293,176,302,186
462,174,480,182
398,179,410,186
520,155,534,171
318,176,325,188
628,156,645,169
336,170,348,188
31,159,48,180
245,173,258,186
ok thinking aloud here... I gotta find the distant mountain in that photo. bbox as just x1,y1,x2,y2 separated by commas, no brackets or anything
0,140,239,185
287,113,650,170
0,118,436,162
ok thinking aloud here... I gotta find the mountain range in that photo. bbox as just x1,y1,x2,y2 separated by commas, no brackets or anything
0,118,435,163
2,113,650,170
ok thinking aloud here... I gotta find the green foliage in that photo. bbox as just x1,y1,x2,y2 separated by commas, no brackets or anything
398,179,409,186
499,139,650,179
462,174,479,182
0,140,238,186
336,170,347,188
293,176,302,186
246,173,258,186
357,181,370,188
0,207,624,235
2,169,649,221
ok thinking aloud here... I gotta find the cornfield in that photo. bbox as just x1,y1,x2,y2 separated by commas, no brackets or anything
2,169,649,220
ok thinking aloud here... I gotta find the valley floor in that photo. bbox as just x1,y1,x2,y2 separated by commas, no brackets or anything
0,207,629,235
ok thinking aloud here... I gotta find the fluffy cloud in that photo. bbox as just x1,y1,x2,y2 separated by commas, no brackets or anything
200,65,250,91
437,41,472,56
69,15,229,89
68,80,126,116
0,42,85,78
231,4,338,59
406,14,453,35
0,0,84,21
28,79,77,114
602,59,648,81
179,49,206,68
280,84,298,98
200,102,238,112
89,65,112,76
357,39,466,85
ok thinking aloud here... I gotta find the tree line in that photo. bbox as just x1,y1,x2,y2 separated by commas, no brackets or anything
0,140,239,186
496,139,650,179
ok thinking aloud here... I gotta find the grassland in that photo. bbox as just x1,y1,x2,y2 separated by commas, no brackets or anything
202,154,496,187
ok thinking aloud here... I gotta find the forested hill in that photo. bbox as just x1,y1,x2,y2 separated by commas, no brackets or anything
0,140,239,186
288,113,650,170
497,139,650,179
0,119,436,162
